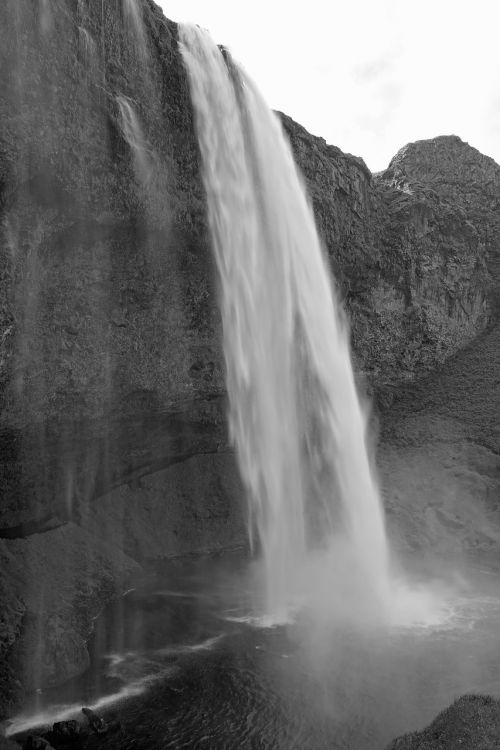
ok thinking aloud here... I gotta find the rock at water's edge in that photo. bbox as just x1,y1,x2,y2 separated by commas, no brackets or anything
386,694,500,750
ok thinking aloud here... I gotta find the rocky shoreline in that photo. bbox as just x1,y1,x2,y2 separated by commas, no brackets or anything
386,695,500,750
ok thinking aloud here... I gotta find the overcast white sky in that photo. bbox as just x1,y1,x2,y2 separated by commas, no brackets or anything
157,0,500,172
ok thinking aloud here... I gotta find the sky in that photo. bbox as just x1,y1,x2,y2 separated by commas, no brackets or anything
156,0,500,172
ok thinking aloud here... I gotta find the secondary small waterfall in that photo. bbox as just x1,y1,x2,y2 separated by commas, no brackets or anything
122,0,148,60
180,25,392,619
38,0,53,35
117,96,153,186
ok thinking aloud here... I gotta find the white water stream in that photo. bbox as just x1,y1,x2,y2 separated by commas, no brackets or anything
116,96,153,186
179,25,401,621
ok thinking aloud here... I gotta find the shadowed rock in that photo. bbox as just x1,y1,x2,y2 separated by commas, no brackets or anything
386,694,500,750
81,708,107,735
21,737,53,750
50,720,80,741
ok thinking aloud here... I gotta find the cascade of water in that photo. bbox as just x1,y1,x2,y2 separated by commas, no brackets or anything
78,26,97,71
38,0,53,35
116,95,171,228
122,0,147,59
116,96,153,187
180,25,392,620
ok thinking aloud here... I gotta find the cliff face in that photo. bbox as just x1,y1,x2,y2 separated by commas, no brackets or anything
0,0,499,719
381,135,500,318
372,137,500,558
281,118,491,396
0,0,245,714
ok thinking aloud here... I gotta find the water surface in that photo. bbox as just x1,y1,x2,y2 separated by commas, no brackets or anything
11,552,500,749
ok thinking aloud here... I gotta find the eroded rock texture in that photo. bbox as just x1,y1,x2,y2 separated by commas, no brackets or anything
0,0,499,718
377,138,500,557
281,117,491,395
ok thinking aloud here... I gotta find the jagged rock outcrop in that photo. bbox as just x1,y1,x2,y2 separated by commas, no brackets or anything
375,137,500,556
281,118,491,395
381,135,500,318
0,0,499,720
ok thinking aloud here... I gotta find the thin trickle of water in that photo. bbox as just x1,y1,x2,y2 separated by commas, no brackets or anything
116,95,171,228
122,0,147,58
116,96,153,186
78,26,97,71
38,0,53,35
179,25,393,620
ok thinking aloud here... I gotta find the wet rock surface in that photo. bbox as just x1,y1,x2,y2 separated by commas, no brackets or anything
13,709,121,750
0,0,499,722
0,0,244,712
51,720,81,741
80,709,107,736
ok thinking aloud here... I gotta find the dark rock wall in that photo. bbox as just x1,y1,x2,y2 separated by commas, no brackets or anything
0,0,230,534
0,0,222,429
0,0,245,712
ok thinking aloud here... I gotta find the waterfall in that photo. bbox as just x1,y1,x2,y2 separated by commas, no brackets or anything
38,0,53,35
117,96,153,187
116,95,171,225
78,26,97,72
122,0,147,59
180,25,393,620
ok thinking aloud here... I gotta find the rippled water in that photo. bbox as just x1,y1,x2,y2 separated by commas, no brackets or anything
11,553,500,749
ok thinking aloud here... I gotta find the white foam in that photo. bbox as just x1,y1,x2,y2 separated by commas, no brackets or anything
154,634,224,656
222,612,294,629
7,665,176,737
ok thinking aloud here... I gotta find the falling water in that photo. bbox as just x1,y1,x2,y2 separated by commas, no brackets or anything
117,96,153,187
180,26,393,620
122,0,147,59
38,0,53,35
78,26,97,71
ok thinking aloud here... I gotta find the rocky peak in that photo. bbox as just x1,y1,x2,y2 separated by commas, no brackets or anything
381,135,500,202
280,116,492,392
380,135,500,320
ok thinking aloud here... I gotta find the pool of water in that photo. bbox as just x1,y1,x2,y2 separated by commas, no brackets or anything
10,552,500,749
